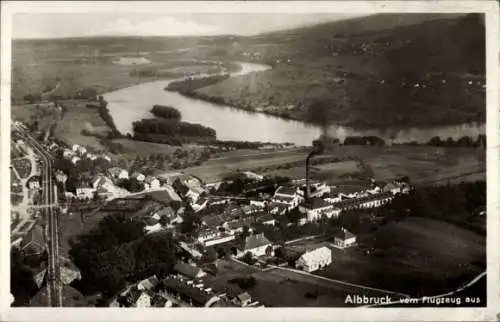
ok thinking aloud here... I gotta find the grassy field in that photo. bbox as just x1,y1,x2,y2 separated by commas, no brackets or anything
208,258,396,307
53,100,112,151
179,145,483,184
316,217,485,297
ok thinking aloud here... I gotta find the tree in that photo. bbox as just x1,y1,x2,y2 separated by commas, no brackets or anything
202,248,217,263
241,252,254,265
159,216,171,227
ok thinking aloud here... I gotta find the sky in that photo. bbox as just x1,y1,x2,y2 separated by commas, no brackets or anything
12,13,365,39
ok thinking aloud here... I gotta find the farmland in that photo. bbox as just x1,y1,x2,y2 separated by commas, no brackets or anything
209,258,393,307
316,217,485,297
178,145,483,184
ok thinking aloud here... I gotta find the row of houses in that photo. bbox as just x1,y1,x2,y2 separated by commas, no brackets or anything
112,271,261,308
59,143,111,165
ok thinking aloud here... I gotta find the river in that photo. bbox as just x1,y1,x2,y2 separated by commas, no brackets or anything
104,62,484,146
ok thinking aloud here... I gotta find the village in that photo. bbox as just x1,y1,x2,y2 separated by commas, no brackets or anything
11,125,415,308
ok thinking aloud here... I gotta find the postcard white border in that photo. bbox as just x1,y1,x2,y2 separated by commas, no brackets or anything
1,1,499,321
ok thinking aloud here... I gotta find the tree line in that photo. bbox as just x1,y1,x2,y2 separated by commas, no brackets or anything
151,105,182,121
165,74,230,93
132,118,217,144
69,214,177,297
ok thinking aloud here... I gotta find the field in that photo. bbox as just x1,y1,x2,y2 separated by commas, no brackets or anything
316,217,485,297
178,147,310,182
179,145,483,185
207,258,392,307
53,100,112,151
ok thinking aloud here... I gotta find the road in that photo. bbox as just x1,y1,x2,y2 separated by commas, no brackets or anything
14,125,62,307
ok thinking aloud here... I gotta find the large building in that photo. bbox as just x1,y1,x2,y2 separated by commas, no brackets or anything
299,198,341,222
295,246,332,272
237,233,273,258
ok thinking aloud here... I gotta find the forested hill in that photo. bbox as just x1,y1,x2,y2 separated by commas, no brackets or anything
246,13,484,76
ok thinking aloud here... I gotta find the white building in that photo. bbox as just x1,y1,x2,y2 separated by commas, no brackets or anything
272,186,303,210
333,229,356,249
75,186,96,200
71,156,81,165
108,167,129,180
131,172,146,182
242,171,264,181
299,198,341,222
71,144,80,152
295,246,332,272
237,233,273,258
145,176,161,190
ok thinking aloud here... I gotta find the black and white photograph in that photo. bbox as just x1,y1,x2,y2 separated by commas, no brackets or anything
1,1,499,320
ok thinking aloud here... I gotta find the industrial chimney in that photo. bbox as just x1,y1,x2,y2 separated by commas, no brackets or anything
305,139,324,201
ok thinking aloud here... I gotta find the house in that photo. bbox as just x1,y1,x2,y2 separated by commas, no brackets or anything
192,198,208,212
268,202,289,216
131,172,146,182
55,170,68,184
137,275,160,291
186,186,205,203
255,212,276,226
48,142,59,152
71,144,80,152
145,176,160,190
174,261,207,279
197,227,221,244
212,284,252,307
295,246,332,272
164,185,182,202
333,228,356,249
21,225,46,256
237,233,273,258
201,214,225,228
60,260,82,285
299,198,341,222
76,145,87,156
241,204,260,215
28,177,41,190
100,155,112,163
308,181,331,198
75,184,96,200
32,264,47,288
108,167,129,180
250,200,266,208
226,217,255,235
272,186,303,209
242,171,264,181
86,153,97,161
92,175,114,189
333,192,394,210
62,149,74,159
162,277,220,307
71,156,81,165
173,177,205,202
198,228,235,247
125,287,151,307
178,241,203,259
145,222,163,234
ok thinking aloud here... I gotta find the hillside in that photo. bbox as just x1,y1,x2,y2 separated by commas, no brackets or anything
193,14,485,130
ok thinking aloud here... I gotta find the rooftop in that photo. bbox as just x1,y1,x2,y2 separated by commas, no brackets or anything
163,277,218,306
336,228,356,240
239,233,272,251
174,261,205,279
275,186,298,196
302,197,335,210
